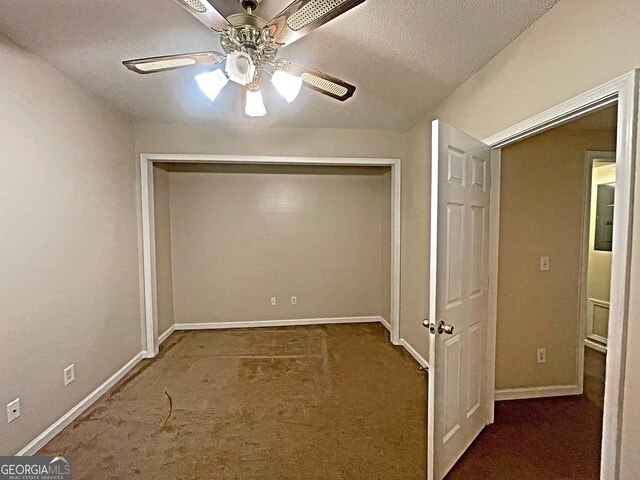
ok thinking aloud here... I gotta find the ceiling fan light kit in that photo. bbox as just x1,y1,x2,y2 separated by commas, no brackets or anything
123,0,365,118
225,51,257,85
245,88,268,117
271,69,303,103
194,69,229,101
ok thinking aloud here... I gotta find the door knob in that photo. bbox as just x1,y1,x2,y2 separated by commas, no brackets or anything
437,320,454,335
423,318,436,334
422,318,430,328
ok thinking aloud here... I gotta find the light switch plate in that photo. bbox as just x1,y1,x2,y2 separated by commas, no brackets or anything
540,256,550,271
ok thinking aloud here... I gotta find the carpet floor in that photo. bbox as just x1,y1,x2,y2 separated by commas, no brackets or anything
40,323,603,479
447,395,603,479
40,323,428,479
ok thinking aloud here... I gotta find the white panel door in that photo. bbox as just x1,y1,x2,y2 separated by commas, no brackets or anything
427,120,492,480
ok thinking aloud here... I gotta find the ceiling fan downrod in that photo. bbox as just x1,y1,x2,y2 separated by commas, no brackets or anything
240,0,261,14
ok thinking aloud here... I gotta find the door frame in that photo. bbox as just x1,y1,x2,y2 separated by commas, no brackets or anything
581,151,616,358
482,70,638,479
139,153,402,356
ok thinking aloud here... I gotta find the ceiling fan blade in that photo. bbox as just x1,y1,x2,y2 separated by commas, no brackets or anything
266,0,366,46
123,51,225,74
174,0,231,32
277,60,356,101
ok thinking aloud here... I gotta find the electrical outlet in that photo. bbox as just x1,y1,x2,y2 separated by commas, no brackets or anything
7,398,20,424
64,364,75,386
271,297,277,306
291,296,298,305
540,256,550,271
537,348,547,364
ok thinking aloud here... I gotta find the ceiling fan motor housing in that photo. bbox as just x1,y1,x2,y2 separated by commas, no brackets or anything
221,13,278,66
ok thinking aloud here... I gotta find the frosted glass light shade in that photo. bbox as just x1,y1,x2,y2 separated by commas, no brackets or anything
225,52,256,86
245,89,267,117
271,70,303,103
195,69,228,102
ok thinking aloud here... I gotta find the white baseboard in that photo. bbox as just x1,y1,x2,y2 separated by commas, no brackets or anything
494,384,581,401
158,325,175,345
378,316,391,331
174,317,431,371
16,351,145,456
174,316,381,330
398,338,429,368
16,317,420,456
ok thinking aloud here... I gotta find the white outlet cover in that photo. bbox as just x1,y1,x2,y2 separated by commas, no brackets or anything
270,297,277,306
7,398,20,423
64,364,75,386
537,348,546,363
291,296,298,305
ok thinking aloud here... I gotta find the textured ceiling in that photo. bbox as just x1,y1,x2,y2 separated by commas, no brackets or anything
0,0,558,130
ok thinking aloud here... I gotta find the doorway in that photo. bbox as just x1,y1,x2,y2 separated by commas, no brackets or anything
582,151,616,411
448,105,618,479
427,71,637,480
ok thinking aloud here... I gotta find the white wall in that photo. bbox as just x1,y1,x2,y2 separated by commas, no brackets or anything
0,34,139,455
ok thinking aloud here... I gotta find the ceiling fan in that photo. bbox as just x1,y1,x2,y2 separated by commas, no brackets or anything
123,0,366,117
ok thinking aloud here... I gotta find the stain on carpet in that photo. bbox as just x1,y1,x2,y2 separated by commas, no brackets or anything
39,324,427,479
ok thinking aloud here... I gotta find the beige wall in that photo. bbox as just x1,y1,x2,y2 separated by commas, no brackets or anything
434,0,640,139
380,170,392,322
0,35,138,455
135,125,431,353
423,0,640,474
163,164,390,324
497,128,615,390
153,166,175,335
134,123,404,159
399,117,432,359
